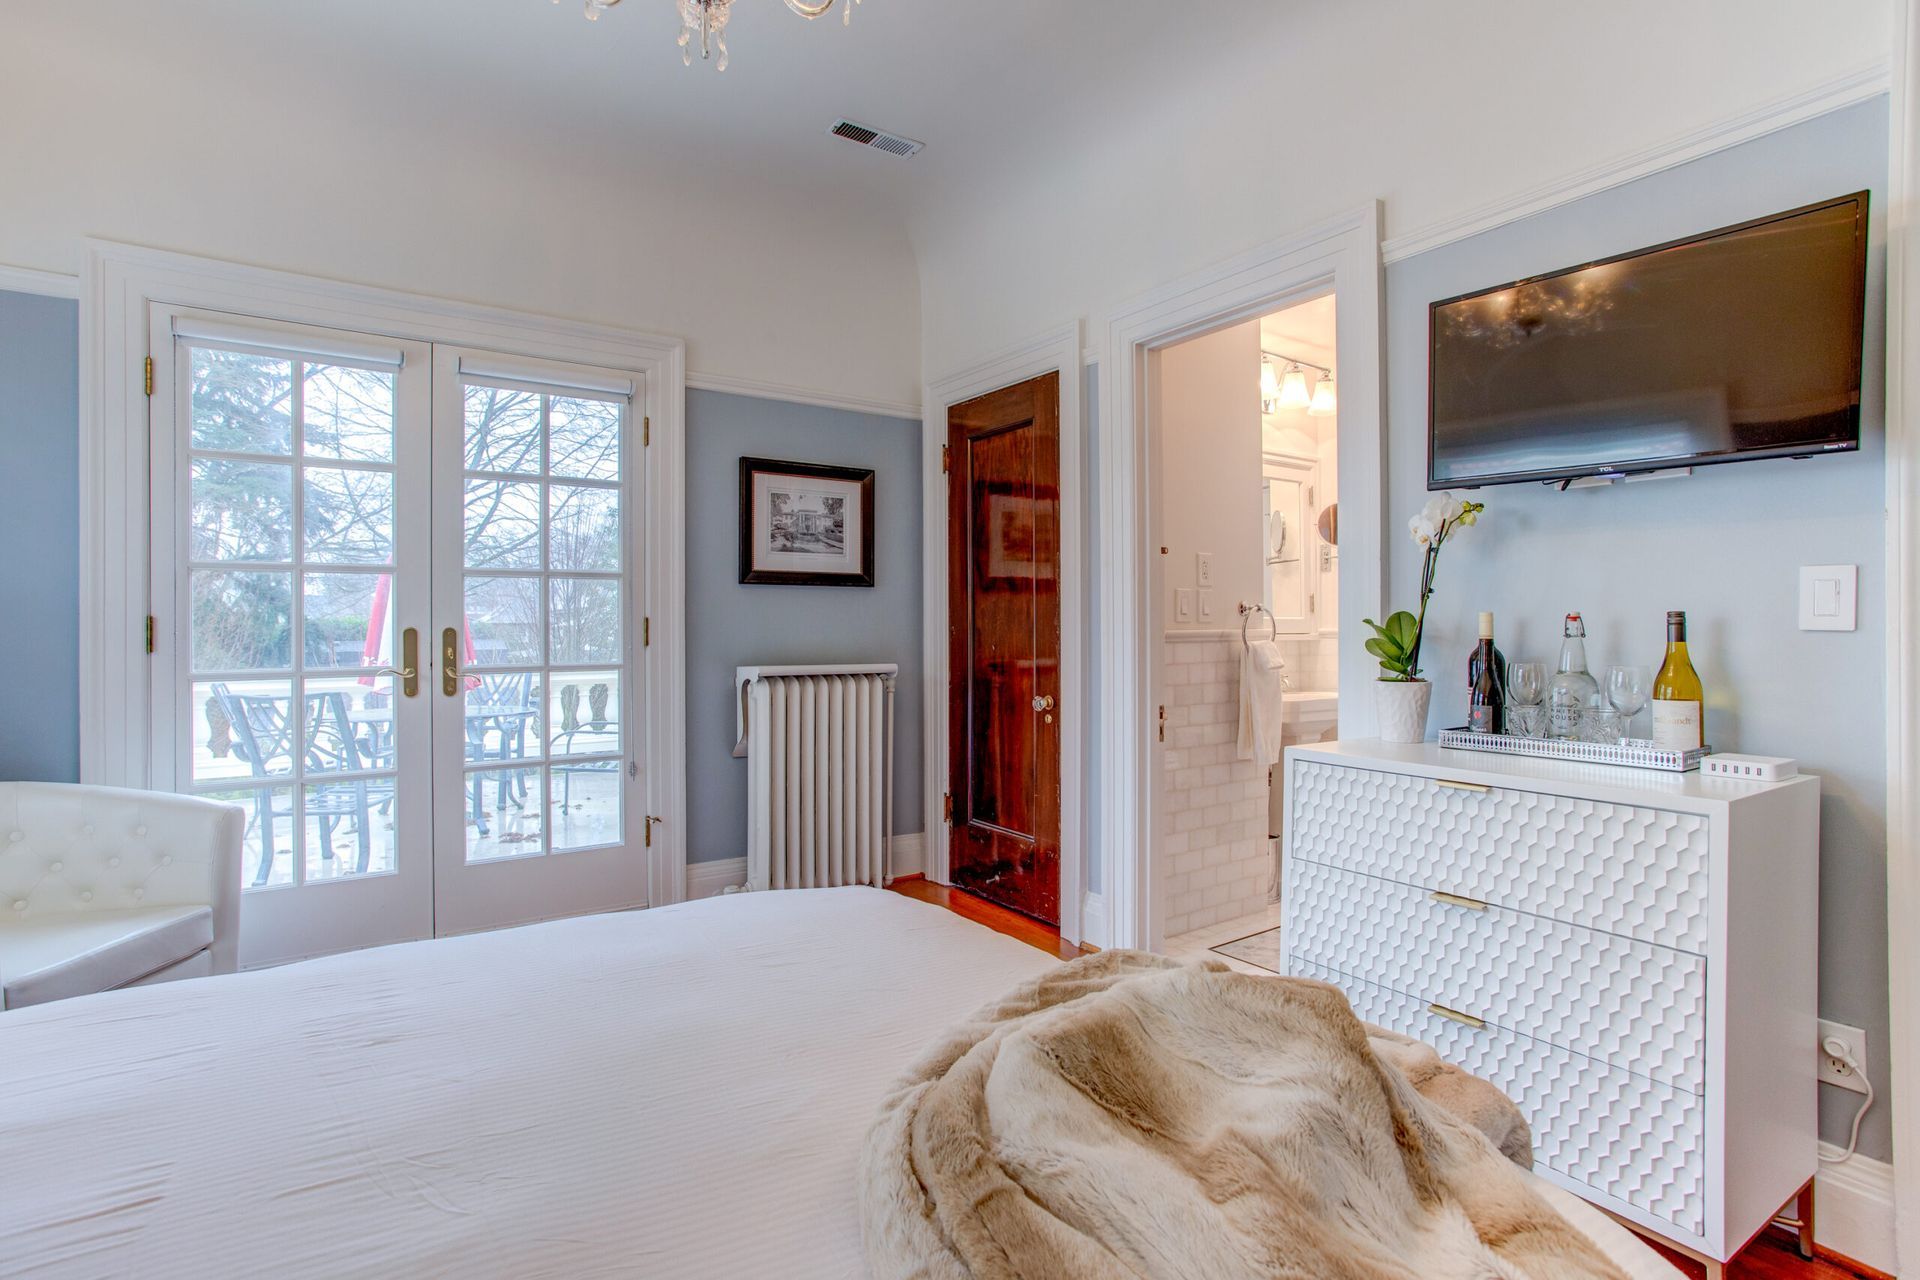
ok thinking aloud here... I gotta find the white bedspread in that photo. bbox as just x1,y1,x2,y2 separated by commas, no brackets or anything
0,886,1674,1278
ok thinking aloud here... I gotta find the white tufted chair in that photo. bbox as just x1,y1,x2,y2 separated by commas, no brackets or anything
0,783,243,1010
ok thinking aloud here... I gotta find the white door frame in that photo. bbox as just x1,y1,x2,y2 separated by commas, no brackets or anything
921,321,1085,944
79,241,690,915
1884,1,1919,1267
1093,203,1386,951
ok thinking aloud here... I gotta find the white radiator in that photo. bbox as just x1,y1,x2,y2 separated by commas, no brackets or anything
733,665,898,891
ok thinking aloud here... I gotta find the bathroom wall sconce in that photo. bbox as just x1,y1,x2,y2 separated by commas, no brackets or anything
1262,349,1331,416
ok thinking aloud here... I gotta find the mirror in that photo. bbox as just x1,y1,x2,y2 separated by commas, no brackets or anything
1316,502,1338,547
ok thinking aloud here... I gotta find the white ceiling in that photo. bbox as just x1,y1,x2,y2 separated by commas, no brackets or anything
1260,295,1337,374
29,0,1302,221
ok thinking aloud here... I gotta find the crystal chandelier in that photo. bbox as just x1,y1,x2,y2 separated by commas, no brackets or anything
564,0,863,72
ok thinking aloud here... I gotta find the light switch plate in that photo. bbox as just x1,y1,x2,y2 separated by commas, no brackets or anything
1175,588,1195,622
1198,590,1216,620
1196,552,1215,588
1799,564,1857,631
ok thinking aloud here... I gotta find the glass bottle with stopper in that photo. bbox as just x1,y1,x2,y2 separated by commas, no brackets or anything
1547,613,1599,739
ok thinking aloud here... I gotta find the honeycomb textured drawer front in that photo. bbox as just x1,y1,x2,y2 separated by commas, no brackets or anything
1287,860,1706,1093
1289,759,1711,952
1294,959,1706,1238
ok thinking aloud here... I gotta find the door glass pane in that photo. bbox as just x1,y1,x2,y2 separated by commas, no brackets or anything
194,679,296,785
548,397,621,480
549,485,620,571
549,578,621,665
550,762,620,852
466,576,543,666
202,786,295,889
302,364,394,462
465,479,543,569
303,782,397,881
465,768,545,861
190,348,292,455
463,673,542,766
464,385,542,473
302,572,390,670
303,680,393,776
192,571,293,672
192,458,294,561
304,467,394,564
547,671,621,757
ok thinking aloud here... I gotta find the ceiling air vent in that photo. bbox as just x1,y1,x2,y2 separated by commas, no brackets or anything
829,118,923,159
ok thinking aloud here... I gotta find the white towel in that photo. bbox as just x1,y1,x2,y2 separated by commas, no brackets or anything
1236,639,1288,766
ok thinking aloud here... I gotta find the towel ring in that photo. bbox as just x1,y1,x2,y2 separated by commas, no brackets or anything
1239,602,1277,649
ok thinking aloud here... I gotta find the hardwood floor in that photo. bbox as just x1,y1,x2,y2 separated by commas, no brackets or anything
886,876,1088,961
1643,1229,1886,1279
890,877,1881,1280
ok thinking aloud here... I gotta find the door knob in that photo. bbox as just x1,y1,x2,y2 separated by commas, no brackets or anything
1031,694,1055,712
372,627,420,697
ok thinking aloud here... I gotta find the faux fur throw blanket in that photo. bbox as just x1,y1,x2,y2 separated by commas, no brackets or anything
861,951,1626,1280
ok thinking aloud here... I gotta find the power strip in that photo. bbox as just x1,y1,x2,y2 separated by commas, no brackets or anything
1700,753,1798,781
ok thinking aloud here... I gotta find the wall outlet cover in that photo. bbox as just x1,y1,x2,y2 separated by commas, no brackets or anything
1817,1018,1870,1095
1196,552,1215,588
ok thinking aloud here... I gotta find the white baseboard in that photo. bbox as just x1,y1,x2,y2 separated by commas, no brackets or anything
1079,891,1109,950
682,832,927,901
1813,1143,1896,1275
686,857,747,900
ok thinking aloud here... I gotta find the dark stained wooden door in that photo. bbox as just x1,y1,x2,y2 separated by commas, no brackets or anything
947,372,1061,924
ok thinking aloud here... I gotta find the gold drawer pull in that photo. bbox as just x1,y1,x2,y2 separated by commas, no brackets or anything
1428,1003,1485,1029
1434,778,1490,793
1430,890,1488,912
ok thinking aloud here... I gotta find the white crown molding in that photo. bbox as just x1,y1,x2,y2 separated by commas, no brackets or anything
1380,61,1892,265
0,263,80,300
687,368,920,420
1815,1143,1897,1276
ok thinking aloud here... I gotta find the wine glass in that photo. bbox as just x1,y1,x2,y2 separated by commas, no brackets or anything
1505,661,1547,738
1605,665,1651,734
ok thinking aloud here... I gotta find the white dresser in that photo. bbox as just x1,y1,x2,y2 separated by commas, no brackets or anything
1279,739,1819,1265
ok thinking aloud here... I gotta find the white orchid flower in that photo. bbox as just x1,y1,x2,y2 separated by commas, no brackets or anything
1408,513,1437,546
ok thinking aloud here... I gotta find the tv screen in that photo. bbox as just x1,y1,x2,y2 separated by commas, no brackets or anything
1428,192,1869,489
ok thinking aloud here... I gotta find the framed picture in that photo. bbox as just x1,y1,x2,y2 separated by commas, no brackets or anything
739,456,876,586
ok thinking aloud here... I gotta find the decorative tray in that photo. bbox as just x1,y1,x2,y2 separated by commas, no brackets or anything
1436,727,1712,773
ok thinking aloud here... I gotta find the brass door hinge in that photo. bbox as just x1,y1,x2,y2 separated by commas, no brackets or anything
143,357,153,397
943,792,953,823
645,815,661,847
643,616,651,647
643,415,651,447
1158,704,1166,742
145,615,155,654
941,444,950,474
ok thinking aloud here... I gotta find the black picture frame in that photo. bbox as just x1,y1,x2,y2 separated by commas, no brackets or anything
738,456,876,587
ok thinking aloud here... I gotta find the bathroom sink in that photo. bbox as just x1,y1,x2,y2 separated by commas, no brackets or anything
1282,690,1338,735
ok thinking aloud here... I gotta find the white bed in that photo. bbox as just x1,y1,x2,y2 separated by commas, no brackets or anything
0,887,1675,1277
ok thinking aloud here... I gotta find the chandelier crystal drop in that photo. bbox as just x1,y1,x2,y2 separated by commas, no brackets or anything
560,0,863,71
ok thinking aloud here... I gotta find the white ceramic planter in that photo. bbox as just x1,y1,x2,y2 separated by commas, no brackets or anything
1373,679,1432,744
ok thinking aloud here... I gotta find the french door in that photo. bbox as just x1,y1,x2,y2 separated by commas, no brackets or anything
153,308,648,967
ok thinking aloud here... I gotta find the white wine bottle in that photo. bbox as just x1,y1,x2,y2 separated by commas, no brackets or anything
1651,610,1704,751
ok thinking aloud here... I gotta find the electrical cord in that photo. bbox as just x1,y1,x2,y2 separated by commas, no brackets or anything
1818,1035,1875,1164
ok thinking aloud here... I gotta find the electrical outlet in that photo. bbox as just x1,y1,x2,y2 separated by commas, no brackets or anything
1818,1018,1870,1095
1175,588,1195,622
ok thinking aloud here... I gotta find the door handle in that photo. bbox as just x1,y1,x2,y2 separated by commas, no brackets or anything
1030,694,1055,712
442,627,461,697
372,627,420,697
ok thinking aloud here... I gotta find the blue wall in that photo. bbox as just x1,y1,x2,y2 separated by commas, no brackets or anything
0,288,80,783
1384,98,1890,1157
683,389,923,864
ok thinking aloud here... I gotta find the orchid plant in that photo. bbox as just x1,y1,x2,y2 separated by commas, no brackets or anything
1362,492,1486,682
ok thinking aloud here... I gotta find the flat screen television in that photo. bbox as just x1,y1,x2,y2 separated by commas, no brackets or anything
1428,192,1869,489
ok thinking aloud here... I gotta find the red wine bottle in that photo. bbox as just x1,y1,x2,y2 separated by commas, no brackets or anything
1468,611,1506,734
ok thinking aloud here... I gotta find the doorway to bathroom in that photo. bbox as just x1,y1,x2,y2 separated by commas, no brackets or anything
1154,292,1341,974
